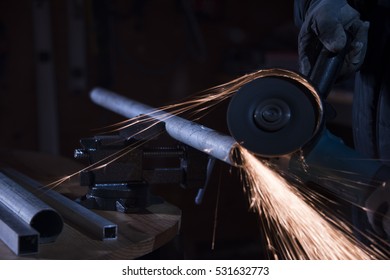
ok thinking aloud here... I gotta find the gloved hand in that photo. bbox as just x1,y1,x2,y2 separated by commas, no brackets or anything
365,182,390,240
298,0,370,77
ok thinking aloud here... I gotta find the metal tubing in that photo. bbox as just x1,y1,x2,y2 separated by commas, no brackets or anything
3,169,117,241
0,172,63,243
0,201,39,255
90,87,238,166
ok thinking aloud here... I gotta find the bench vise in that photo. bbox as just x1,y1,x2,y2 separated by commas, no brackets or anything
74,118,210,213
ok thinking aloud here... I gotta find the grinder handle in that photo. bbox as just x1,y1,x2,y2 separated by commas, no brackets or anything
308,35,351,99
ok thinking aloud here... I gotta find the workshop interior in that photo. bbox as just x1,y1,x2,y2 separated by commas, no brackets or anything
0,0,389,260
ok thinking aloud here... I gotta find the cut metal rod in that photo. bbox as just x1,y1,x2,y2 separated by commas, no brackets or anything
2,169,117,241
0,172,63,244
0,201,39,256
90,87,238,166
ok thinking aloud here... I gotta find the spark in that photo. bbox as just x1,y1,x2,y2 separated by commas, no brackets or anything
237,146,382,259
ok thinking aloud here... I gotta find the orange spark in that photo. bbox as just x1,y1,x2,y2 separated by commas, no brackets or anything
237,146,381,259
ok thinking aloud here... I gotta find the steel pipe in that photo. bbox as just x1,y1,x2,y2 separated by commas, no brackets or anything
90,87,238,166
3,169,117,241
0,172,63,243
0,201,39,255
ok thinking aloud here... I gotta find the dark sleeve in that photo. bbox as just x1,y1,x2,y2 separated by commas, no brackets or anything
294,0,313,27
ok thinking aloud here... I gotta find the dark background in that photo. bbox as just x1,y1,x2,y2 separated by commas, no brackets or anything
0,0,299,155
0,0,354,259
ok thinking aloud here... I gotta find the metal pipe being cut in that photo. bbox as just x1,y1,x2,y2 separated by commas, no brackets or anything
90,87,238,166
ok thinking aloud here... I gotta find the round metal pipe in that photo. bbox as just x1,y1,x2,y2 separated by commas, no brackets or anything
90,87,238,166
0,172,63,243
3,169,117,241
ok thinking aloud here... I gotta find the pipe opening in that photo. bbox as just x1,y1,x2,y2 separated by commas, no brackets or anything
30,210,63,242
19,234,39,255
103,226,117,240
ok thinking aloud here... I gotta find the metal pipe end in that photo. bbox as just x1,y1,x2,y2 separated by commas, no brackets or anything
103,225,118,240
18,234,39,255
31,210,63,243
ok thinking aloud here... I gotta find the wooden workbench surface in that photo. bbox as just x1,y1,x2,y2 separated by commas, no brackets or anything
0,149,181,260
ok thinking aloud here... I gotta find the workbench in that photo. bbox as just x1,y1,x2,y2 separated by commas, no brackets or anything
0,150,181,259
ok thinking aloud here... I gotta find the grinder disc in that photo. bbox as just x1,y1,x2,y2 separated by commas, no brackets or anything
227,71,322,157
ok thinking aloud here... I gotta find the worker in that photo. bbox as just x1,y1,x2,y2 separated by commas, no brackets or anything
294,0,390,240
294,0,389,163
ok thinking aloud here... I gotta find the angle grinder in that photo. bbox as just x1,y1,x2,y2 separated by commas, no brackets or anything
226,40,390,240
227,43,348,158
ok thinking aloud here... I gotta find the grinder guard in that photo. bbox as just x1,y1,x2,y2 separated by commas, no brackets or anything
227,69,323,157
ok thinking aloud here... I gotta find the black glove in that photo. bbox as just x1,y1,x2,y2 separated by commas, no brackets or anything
298,0,369,77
